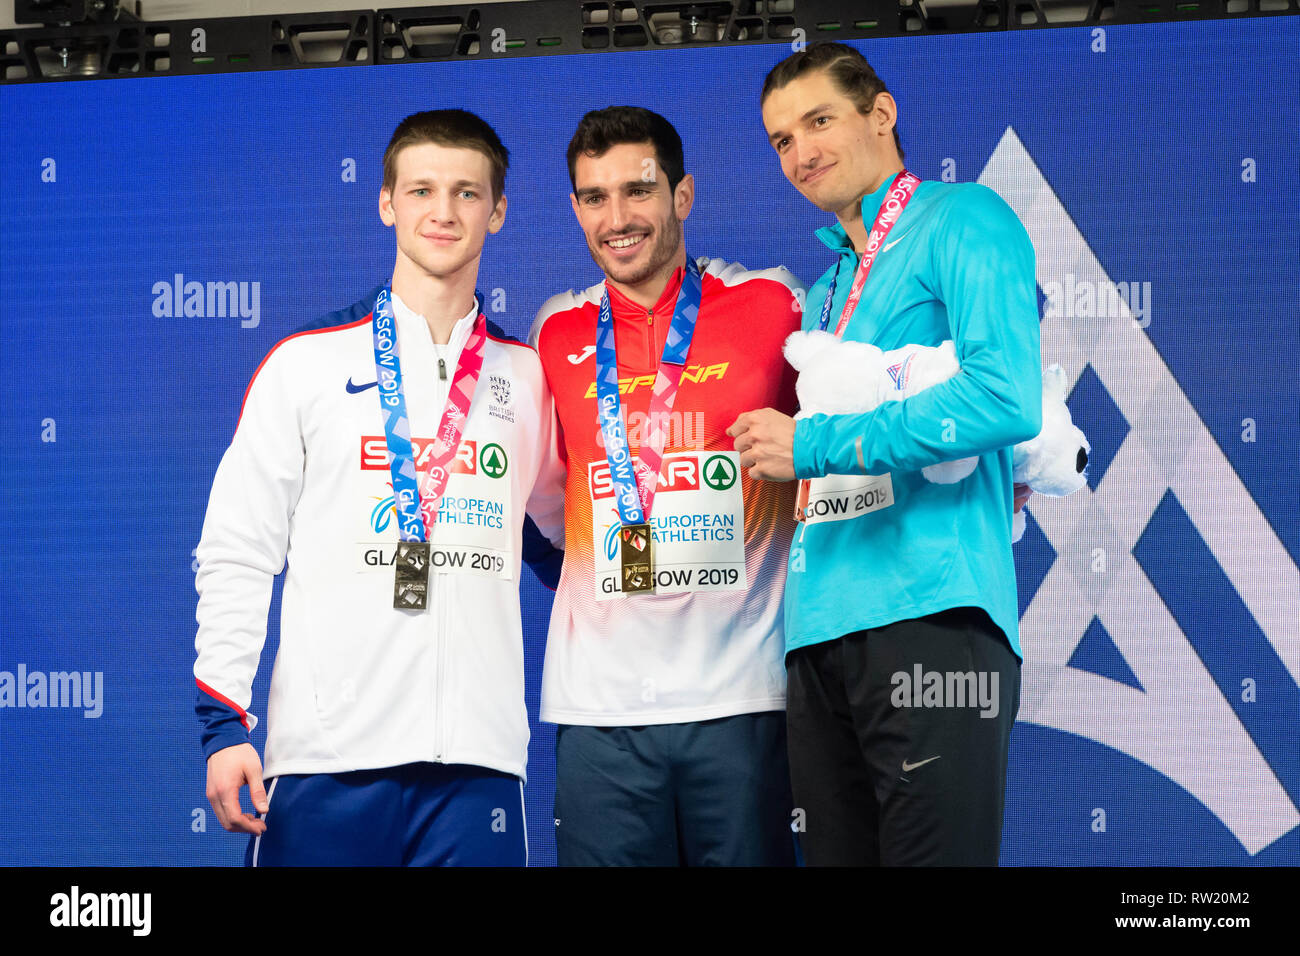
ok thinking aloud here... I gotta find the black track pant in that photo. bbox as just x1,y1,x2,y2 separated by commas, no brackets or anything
785,606,1020,866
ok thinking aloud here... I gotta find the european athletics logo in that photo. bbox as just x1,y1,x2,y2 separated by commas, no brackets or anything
885,353,915,393
372,493,397,534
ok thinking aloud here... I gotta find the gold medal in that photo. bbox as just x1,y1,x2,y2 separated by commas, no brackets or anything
619,522,654,593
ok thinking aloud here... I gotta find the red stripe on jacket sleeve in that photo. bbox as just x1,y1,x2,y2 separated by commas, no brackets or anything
196,678,252,732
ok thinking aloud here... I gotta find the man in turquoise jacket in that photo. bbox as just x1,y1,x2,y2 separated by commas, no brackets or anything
729,42,1042,865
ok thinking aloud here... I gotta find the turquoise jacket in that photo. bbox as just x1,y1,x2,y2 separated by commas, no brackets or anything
787,177,1042,658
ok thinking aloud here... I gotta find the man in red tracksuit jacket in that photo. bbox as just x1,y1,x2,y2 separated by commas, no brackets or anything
529,106,804,865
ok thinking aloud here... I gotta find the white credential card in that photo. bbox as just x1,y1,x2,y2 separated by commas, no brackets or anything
357,437,515,580
589,451,748,600
801,472,895,524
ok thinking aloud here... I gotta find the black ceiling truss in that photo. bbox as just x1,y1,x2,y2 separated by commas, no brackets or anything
2,0,1295,83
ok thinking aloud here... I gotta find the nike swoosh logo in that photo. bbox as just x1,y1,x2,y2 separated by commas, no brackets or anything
883,227,915,253
567,345,596,365
346,378,378,394
901,756,941,772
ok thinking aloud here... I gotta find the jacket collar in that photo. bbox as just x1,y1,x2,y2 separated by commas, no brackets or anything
815,175,899,256
602,262,686,317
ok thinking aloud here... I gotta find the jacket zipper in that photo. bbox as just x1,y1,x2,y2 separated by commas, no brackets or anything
431,329,457,763
435,571,448,762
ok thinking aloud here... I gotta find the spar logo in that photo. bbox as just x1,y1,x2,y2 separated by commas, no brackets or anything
365,438,490,534
360,436,477,474
701,454,737,491
589,453,701,499
479,443,508,479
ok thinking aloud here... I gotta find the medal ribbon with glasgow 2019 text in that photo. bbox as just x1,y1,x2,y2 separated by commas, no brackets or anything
817,169,921,337
371,286,486,542
595,256,703,527
798,170,919,522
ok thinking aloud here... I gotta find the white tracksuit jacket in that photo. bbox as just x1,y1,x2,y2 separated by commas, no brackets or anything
193,292,565,782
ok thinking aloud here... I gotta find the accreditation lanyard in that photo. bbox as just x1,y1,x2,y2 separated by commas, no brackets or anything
372,286,486,543
595,256,703,526
817,169,921,337
796,170,919,523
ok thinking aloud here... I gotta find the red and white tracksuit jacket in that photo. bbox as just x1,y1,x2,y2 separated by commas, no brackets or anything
529,257,803,726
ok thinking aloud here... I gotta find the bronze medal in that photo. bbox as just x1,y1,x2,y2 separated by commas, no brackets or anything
794,478,810,523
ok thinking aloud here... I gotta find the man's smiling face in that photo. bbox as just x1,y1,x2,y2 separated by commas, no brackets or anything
762,69,889,217
570,141,689,289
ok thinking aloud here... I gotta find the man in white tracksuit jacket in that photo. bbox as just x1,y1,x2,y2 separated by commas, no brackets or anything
193,109,565,866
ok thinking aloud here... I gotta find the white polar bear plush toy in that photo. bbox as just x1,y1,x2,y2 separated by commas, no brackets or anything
783,329,1090,542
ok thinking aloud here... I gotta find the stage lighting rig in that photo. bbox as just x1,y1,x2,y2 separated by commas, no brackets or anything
14,0,140,27
646,4,733,42
11,0,140,75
